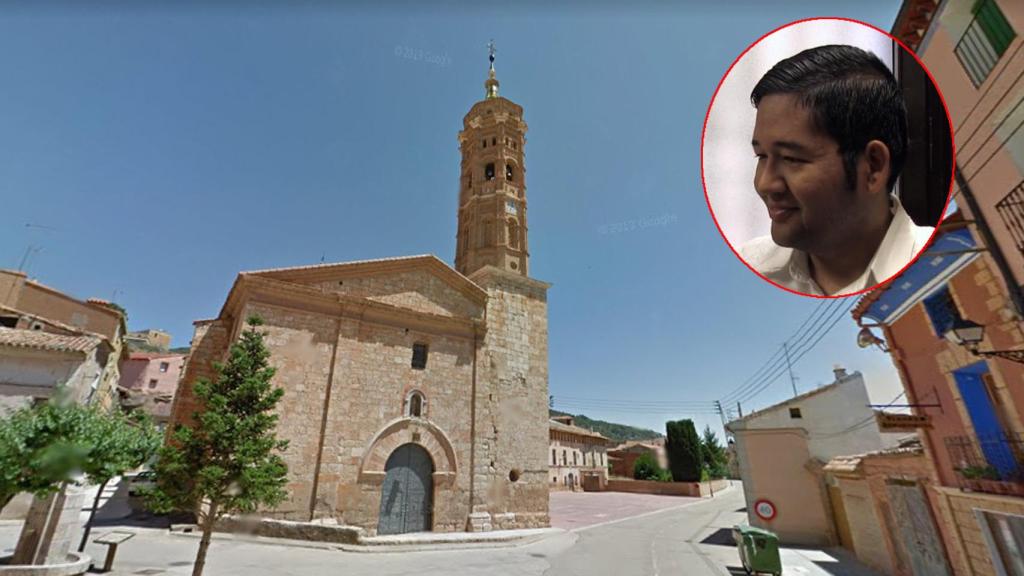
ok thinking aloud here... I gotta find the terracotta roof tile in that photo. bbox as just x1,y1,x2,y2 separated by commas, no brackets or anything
549,419,609,442
0,327,101,354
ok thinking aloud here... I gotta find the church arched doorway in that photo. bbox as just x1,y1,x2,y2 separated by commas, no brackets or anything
377,443,434,535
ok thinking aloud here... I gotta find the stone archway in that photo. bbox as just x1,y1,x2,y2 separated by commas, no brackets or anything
378,443,434,535
359,417,458,489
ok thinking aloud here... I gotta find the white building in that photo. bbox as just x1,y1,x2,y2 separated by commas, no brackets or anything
726,367,903,545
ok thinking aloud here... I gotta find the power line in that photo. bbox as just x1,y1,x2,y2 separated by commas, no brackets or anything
733,298,854,406
719,298,840,403
555,395,716,407
730,298,857,407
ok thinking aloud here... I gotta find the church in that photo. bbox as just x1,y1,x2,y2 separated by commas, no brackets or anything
168,49,552,535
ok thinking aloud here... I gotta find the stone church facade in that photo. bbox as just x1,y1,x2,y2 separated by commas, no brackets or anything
168,53,551,535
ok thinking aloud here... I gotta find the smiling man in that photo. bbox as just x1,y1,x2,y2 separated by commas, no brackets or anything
739,44,934,296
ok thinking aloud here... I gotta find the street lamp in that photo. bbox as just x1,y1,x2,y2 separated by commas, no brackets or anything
857,326,889,352
943,318,1024,364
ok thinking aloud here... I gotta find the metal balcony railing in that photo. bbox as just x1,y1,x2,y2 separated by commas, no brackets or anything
945,434,1024,495
996,182,1024,259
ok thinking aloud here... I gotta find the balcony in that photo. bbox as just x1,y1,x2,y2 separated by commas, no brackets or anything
945,434,1024,496
996,182,1024,259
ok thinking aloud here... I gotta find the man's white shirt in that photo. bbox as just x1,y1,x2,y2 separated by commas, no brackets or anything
739,197,935,296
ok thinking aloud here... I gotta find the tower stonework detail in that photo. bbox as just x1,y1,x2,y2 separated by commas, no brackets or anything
455,56,529,278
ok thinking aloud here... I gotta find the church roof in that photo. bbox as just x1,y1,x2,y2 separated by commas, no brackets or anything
242,254,488,304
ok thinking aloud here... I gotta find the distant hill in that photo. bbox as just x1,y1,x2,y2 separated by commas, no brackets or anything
549,409,663,443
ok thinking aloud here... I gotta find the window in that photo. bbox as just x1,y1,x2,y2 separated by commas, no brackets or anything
411,343,428,369
159,362,169,373
408,391,424,417
491,137,496,146
977,509,1024,575
789,407,802,419
955,0,1016,87
482,219,493,248
148,379,158,389
505,164,514,181
482,139,486,148
924,287,961,337
573,452,578,465
508,219,520,249
552,449,557,465
562,450,567,465
485,163,495,181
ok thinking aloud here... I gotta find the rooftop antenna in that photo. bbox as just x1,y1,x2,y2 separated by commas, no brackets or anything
17,245,43,273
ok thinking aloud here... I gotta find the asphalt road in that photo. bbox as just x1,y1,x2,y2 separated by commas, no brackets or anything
0,481,877,576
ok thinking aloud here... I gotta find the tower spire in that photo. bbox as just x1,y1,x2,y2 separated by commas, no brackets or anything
485,39,499,99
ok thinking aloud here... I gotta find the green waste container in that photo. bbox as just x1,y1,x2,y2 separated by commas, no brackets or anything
732,525,782,576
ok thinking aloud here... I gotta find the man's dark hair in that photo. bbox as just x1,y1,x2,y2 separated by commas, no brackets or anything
751,44,907,192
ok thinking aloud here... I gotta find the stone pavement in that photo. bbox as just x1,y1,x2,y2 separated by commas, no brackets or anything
549,489,703,530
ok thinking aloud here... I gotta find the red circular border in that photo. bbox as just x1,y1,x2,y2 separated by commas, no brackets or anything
700,17,957,299
754,498,777,521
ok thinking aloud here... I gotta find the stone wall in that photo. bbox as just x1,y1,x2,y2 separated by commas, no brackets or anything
237,293,479,534
314,269,482,319
604,478,727,497
933,486,1024,576
470,266,550,531
167,319,231,430
834,477,893,575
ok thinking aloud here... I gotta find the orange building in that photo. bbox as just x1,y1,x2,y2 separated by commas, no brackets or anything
846,1,1024,574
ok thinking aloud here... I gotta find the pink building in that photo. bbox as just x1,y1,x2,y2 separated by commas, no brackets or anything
118,352,185,425
119,352,184,394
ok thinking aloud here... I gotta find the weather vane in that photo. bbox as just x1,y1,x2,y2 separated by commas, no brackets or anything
488,39,496,65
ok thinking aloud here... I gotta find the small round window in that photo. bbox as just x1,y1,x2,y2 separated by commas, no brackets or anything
509,468,521,482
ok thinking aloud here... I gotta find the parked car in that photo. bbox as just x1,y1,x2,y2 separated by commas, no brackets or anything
127,470,156,498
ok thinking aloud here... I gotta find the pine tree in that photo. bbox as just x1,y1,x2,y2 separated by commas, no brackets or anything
700,425,728,479
148,316,288,576
665,419,702,482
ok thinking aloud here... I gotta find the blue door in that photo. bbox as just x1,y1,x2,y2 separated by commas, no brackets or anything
954,361,1018,479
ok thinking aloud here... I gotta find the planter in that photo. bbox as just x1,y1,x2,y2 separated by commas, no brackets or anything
0,552,91,576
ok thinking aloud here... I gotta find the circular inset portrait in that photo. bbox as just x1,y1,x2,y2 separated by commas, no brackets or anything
702,18,954,298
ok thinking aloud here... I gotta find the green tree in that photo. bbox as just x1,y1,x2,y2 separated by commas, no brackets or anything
0,397,160,510
665,420,702,482
147,316,288,576
700,425,729,479
632,452,661,481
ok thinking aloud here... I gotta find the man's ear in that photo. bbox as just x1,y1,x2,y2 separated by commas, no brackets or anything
862,140,892,196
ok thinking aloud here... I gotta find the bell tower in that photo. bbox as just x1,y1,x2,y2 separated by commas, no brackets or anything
455,41,529,277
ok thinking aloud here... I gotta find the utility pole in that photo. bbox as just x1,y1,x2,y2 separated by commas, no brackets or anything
783,342,799,397
714,400,725,427
736,401,743,418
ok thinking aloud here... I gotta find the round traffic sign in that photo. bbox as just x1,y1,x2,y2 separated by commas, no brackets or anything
754,499,777,521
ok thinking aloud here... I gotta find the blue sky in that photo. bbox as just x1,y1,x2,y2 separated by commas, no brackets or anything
1,1,909,436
